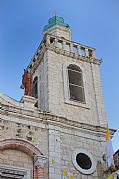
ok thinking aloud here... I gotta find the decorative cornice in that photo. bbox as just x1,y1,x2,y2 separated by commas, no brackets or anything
0,102,116,139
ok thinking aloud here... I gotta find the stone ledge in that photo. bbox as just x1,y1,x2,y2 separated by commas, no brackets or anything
0,102,116,138
20,95,38,108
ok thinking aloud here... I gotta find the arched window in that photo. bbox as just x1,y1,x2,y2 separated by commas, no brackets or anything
68,64,85,102
32,76,38,98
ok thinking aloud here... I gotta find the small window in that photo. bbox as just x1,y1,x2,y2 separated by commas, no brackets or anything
0,173,24,178
32,76,38,98
76,153,92,170
68,64,85,103
0,165,29,179
72,148,96,175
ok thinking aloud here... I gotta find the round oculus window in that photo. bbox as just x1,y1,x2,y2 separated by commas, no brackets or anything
72,148,96,175
76,153,92,170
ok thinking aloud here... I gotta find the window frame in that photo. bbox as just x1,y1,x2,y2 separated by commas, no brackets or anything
32,76,38,99
67,64,85,103
72,148,96,175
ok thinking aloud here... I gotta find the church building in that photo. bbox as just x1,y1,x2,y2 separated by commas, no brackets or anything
0,16,116,179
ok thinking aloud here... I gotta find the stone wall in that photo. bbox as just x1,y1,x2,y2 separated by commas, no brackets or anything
46,49,106,127
47,124,107,179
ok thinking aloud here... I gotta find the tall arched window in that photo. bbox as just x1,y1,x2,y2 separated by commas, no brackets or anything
32,76,38,98
68,64,85,102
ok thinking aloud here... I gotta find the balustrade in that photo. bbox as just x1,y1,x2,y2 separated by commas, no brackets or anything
45,35,95,58
28,34,100,75
31,34,96,70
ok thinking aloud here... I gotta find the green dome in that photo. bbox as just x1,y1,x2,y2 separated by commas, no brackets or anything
43,16,70,31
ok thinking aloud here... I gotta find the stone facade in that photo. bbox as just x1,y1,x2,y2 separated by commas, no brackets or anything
0,16,116,179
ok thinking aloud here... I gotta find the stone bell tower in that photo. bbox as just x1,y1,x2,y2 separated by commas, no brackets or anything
30,15,107,128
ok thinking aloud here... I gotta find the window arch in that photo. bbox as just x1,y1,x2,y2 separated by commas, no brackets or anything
32,76,38,98
68,64,85,102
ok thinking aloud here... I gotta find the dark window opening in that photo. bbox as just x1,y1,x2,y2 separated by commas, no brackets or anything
69,85,85,102
68,70,83,86
76,153,92,170
68,65,85,103
58,39,62,43
33,58,36,62
0,172,24,178
88,49,93,57
32,76,38,98
34,101,38,107
50,37,55,44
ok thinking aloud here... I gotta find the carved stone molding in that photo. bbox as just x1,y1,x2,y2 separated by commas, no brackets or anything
0,138,44,157
34,155,46,179
34,155,46,167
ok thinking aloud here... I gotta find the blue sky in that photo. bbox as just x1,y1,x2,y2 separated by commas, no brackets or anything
0,0,119,151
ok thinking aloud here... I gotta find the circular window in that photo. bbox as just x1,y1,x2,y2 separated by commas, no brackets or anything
72,148,96,175
76,153,92,170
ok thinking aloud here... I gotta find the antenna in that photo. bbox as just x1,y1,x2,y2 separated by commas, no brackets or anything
53,9,58,16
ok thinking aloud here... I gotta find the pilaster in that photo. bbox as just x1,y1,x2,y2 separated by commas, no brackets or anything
48,125,61,179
